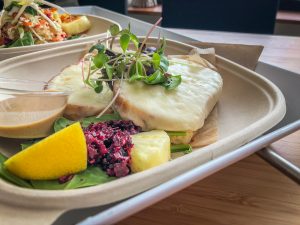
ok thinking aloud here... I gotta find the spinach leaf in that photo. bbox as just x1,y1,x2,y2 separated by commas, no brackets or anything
81,113,122,128
8,32,34,48
65,166,115,189
30,179,68,190
31,167,114,190
21,139,40,150
0,153,32,188
0,152,7,164
171,144,192,154
54,117,75,133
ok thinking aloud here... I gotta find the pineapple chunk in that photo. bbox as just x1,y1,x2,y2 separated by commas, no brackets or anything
130,130,170,173
61,15,91,36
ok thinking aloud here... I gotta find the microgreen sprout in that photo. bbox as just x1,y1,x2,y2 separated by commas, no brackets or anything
79,18,182,117
81,17,181,94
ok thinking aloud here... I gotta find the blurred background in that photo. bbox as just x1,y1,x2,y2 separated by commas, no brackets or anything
1,0,300,36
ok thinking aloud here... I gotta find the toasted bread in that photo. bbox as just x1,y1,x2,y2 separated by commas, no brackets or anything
114,55,223,132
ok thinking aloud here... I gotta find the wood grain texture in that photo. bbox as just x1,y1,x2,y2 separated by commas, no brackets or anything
117,30,300,225
119,155,300,225
270,130,300,167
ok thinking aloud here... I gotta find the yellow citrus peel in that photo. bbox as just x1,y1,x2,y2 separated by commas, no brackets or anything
4,122,87,180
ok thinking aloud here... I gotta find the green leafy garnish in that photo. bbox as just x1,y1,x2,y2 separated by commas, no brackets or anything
89,43,105,53
53,113,122,131
21,139,40,150
119,33,131,53
171,144,193,154
81,113,122,128
82,21,182,94
54,117,75,133
67,34,81,40
166,131,187,137
24,6,37,15
64,166,115,189
31,166,115,190
7,31,34,48
0,153,32,188
162,75,182,90
93,52,109,68
109,24,120,36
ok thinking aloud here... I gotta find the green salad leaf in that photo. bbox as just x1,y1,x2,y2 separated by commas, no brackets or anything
24,6,37,16
30,179,68,190
171,144,192,154
30,167,115,190
67,34,81,40
53,113,122,131
54,117,75,133
64,166,115,189
81,113,122,128
21,139,41,150
0,153,32,188
7,31,34,48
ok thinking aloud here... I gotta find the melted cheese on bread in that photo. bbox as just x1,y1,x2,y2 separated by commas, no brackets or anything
46,64,113,120
114,56,223,131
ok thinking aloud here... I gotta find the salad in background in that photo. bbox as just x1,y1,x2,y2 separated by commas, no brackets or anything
0,0,91,47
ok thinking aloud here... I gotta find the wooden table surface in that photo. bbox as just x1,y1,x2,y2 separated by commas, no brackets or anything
118,30,300,225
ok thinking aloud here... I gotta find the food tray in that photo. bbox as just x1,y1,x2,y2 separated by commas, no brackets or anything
0,38,285,225
0,5,295,225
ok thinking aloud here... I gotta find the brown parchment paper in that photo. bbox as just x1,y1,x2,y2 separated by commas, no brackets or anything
187,41,263,70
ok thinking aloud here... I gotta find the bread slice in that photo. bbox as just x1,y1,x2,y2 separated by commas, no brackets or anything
114,55,223,132
46,64,113,120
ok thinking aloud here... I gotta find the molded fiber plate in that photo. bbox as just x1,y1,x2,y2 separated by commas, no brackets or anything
0,39,285,224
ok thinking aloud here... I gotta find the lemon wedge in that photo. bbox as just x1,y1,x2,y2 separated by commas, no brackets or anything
4,122,87,180
130,130,170,173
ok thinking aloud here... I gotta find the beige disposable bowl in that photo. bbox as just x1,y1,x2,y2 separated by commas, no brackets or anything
0,92,67,138
0,38,286,225
0,14,121,61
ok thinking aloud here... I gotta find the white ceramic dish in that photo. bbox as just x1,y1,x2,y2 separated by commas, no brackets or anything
0,14,121,61
0,38,286,225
